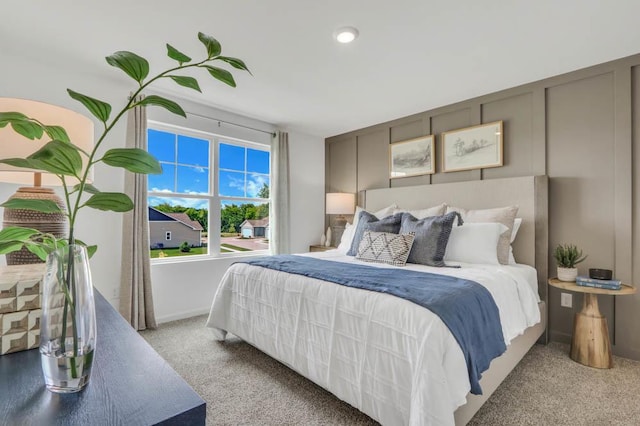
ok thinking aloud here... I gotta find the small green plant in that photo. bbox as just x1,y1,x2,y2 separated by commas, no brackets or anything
179,242,191,253
553,243,587,268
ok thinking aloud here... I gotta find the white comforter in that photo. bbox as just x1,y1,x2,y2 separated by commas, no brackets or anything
206,251,540,425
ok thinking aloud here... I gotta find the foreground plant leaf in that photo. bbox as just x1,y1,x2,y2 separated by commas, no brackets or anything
137,95,186,117
168,75,202,92
201,66,236,87
67,89,112,123
1,198,63,213
0,226,39,242
84,192,134,212
28,140,83,176
198,32,221,58
102,148,162,174
106,51,150,84
166,44,191,65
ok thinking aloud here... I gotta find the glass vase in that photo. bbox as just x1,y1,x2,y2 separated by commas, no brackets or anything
40,244,96,393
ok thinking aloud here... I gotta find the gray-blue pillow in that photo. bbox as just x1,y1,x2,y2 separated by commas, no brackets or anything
400,211,462,266
347,211,403,256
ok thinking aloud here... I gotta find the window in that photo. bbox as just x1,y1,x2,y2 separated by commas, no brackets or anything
147,124,270,259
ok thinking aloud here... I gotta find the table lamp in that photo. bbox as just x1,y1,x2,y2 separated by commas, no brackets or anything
0,98,94,264
326,192,355,246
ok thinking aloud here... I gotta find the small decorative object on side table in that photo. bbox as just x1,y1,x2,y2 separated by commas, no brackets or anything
553,243,587,282
309,245,336,252
548,278,636,368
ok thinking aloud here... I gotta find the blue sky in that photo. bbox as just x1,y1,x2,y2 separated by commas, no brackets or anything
147,129,270,209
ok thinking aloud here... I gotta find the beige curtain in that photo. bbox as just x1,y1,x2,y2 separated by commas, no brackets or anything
271,131,290,254
119,95,156,330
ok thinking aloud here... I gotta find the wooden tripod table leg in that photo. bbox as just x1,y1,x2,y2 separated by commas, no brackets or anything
570,293,613,368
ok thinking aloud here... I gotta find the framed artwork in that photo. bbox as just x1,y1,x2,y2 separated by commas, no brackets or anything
441,121,503,172
389,135,435,178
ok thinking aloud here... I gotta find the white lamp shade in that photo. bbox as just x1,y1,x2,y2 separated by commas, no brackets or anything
0,98,94,186
326,193,355,215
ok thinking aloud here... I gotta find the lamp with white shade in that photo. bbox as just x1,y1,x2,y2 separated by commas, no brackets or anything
325,192,355,246
0,98,94,264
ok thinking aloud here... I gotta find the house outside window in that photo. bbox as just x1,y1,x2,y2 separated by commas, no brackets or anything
147,122,270,259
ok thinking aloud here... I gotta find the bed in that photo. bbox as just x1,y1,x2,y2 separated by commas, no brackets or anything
206,176,548,425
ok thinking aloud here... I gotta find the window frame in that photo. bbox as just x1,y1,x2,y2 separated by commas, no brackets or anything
165,231,172,241
147,121,271,263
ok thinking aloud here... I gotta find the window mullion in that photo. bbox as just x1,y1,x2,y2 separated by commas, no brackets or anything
211,138,221,256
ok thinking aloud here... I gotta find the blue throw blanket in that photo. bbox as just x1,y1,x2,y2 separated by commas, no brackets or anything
239,255,506,395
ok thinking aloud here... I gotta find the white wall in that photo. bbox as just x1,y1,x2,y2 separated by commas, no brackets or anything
0,50,325,322
288,130,325,254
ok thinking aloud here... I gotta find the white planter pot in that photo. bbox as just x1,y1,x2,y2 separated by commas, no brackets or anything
558,267,578,282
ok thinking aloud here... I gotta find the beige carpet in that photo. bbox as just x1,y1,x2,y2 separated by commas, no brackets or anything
141,316,640,425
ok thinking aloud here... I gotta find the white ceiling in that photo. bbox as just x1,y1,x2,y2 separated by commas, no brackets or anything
3,1,640,138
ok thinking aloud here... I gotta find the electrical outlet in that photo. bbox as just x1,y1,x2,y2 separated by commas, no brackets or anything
560,292,572,308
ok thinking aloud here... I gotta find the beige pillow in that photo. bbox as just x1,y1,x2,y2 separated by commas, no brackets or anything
446,205,519,265
393,203,446,219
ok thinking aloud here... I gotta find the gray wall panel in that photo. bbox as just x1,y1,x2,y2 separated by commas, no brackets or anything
546,73,616,341
481,93,534,179
390,118,426,143
357,129,389,191
619,65,640,359
325,53,640,359
327,137,357,193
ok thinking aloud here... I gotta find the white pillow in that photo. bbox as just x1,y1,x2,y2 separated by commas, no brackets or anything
337,222,355,253
393,203,446,219
444,222,508,265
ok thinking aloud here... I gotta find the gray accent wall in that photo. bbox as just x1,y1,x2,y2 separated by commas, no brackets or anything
325,53,640,360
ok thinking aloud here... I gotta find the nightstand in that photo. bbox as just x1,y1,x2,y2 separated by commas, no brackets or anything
548,278,636,368
309,245,336,252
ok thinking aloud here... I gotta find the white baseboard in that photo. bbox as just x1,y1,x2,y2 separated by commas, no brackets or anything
156,307,210,324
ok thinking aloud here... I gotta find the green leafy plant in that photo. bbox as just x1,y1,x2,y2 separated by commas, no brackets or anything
553,243,587,268
0,32,249,257
179,242,191,253
0,32,250,376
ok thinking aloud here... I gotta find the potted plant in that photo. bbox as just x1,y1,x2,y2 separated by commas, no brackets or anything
553,243,587,282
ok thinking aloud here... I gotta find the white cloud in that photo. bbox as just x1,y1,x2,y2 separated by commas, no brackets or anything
247,173,269,198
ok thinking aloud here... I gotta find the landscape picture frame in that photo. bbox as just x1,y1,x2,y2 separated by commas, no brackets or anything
389,135,435,179
441,121,503,172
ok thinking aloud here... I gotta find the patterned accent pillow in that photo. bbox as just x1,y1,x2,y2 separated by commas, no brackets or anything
356,231,416,266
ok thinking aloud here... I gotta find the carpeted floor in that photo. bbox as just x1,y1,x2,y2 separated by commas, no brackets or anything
141,315,640,425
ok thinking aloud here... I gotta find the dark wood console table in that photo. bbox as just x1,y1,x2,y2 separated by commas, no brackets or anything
0,290,205,425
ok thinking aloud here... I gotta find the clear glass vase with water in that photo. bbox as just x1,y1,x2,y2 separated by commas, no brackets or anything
40,244,96,393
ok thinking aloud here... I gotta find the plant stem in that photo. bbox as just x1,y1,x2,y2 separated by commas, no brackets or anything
67,58,213,228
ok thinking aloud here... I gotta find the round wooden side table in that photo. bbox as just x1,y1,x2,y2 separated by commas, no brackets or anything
548,278,636,369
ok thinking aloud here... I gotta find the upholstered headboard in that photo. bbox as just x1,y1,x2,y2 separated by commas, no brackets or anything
362,176,549,301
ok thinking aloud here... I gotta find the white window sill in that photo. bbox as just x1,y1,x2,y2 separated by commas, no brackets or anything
150,250,270,266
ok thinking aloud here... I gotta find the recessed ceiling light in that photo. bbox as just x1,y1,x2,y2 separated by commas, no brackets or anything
335,27,359,44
